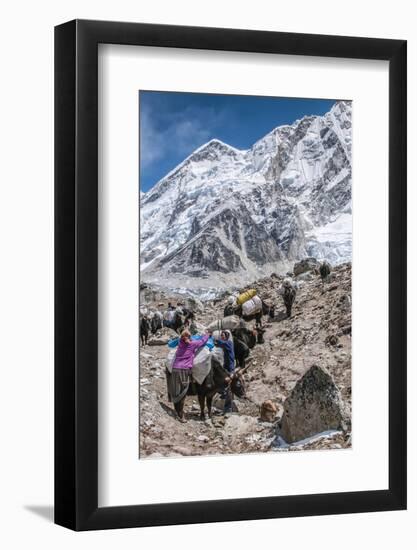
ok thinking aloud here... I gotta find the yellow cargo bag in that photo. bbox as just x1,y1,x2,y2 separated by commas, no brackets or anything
236,288,257,306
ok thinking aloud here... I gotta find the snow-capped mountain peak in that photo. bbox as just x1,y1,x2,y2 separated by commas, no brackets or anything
140,100,352,293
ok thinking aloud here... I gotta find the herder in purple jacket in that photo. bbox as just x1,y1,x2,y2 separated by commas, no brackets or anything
167,328,212,422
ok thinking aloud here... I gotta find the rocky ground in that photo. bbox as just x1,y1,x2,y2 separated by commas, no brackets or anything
139,262,352,459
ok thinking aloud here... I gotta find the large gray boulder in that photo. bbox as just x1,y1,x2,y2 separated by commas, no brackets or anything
147,337,170,346
280,365,350,443
293,257,320,276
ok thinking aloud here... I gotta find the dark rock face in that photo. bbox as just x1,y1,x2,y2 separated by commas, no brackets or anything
188,236,243,274
157,204,282,275
280,365,350,443
168,233,244,275
187,139,240,163
189,216,201,239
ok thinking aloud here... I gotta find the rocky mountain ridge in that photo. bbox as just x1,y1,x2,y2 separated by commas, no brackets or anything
141,101,352,295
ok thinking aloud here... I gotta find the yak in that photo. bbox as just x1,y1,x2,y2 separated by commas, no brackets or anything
192,327,259,419
150,311,163,334
193,326,264,419
140,317,150,346
233,299,275,328
172,327,257,421
232,326,261,368
190,355,247,421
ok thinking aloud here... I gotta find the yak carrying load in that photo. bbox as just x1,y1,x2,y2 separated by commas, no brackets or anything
165,329,249,421
225,287,274,328
166,336,216,385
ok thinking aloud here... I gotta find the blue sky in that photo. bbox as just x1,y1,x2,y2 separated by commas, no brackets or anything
139,91,336,192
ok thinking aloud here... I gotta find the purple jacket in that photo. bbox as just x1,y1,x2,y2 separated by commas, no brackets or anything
172,334,210,370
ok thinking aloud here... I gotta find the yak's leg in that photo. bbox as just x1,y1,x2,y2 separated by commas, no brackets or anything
179,398,185,418
198,394,206,421
224,391,233,414
206,394,213,418
257,328,265,344
240,347,249,369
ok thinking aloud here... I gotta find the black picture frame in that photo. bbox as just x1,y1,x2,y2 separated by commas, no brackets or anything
55,19,407,531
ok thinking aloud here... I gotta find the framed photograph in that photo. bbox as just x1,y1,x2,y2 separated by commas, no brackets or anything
55,20,406,530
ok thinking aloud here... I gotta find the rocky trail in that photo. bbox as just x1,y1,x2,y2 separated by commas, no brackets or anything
139,262,352,459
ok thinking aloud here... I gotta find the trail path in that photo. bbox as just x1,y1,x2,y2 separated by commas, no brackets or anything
139,263,352,458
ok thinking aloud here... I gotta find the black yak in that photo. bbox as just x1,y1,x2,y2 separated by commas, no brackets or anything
150,312,163,334
192,355,247,421
140,317,150,346
232,326,259,368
